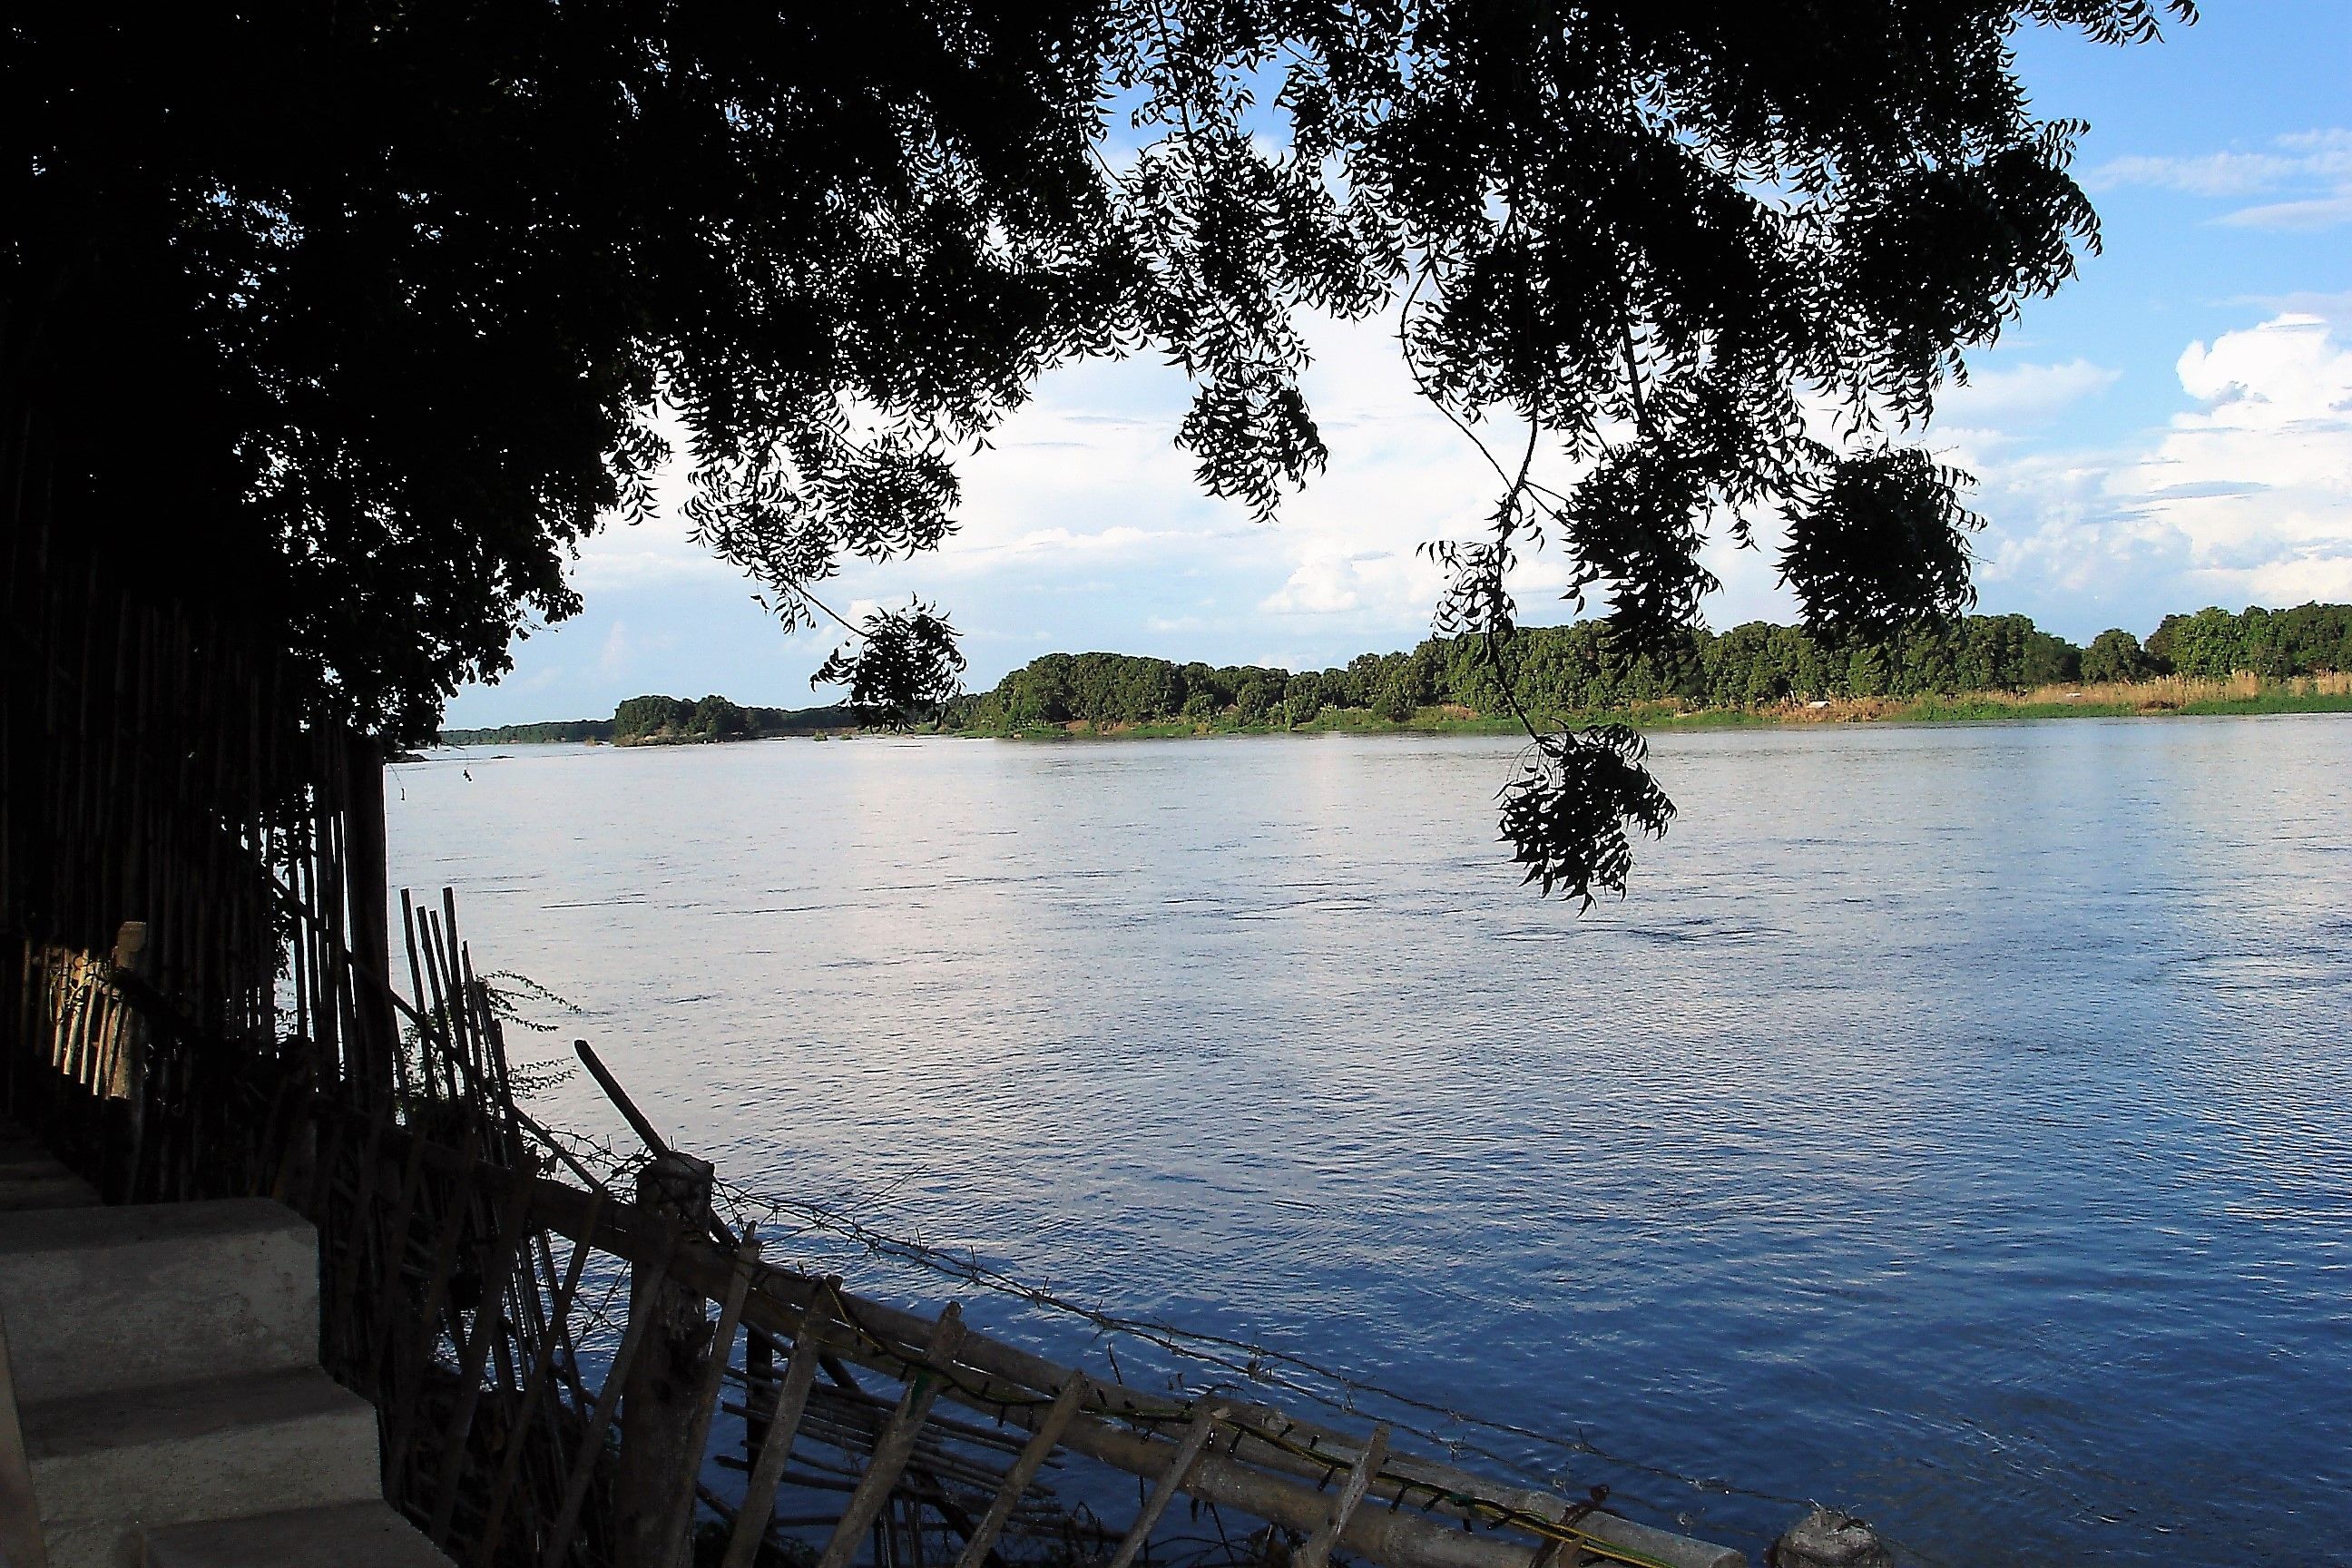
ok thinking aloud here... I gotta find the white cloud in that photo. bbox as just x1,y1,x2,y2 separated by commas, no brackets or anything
2089,151,2305,198
1240,315,1601,632
568,512,737,591
1259,546,1442,617
2230,289,2352,317
511,289,2352,708
1974,312,2352,611
849,309,1570,652
2089,129,2352,230
1936,358,2121,426
2220,194,2352,231
2122,314,2352,583
595,619,678,678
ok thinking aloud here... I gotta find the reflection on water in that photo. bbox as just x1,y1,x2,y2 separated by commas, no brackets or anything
389,717,2352,1565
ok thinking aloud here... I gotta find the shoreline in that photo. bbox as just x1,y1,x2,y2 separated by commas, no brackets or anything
435,672,2352,750
952,671,2352,741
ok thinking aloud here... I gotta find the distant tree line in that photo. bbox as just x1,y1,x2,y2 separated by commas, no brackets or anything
941,604,2352,732
439,604,2352,744
2137,603,2352,681
438,718,616,745
440,695,848,747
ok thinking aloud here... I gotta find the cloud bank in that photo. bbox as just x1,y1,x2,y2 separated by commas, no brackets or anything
447,299,2352,725
2089,128,2352,230
1975,311,2352,617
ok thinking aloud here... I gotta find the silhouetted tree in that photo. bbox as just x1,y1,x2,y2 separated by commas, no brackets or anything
5,0,2192,897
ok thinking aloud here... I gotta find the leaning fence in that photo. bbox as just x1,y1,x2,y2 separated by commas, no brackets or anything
2,514,1750,1568
282,895,1744,1568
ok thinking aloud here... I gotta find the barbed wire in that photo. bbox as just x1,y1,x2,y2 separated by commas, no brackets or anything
412,946,1954,1562
528,1122,1933,1563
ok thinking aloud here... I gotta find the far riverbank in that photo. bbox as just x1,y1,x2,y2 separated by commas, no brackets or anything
956,670,2352,740
440,671,2352,750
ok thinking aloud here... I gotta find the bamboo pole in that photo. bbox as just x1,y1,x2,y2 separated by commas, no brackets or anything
720,1286,838,1568
950,1372,1091,1568
325,1105,393,1367
426,1179,542,1545
363,1124,436,1391
813,1305,969,1568
383,1128,486,1499
1104,1405,1227,1568
475,1195,605,1568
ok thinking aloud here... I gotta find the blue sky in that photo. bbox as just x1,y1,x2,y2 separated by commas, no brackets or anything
448,5,2352,726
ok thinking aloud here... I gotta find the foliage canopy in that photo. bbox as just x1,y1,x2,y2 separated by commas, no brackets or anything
5,0,2190,894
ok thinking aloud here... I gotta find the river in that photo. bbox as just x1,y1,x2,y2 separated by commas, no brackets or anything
387,717,2352,1565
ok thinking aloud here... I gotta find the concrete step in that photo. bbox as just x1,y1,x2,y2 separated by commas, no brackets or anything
0,1199,318,1405
23,1366,385,1568
0,1122,100,1211
142,1502,453,1568
0,1167,102,1212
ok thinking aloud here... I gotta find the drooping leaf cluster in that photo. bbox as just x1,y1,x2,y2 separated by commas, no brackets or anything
1499,729,1675,907
5,0,2189,887
810,604,969,729
1778,448,1982,638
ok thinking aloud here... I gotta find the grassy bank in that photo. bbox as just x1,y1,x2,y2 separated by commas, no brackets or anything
951,671,2352,740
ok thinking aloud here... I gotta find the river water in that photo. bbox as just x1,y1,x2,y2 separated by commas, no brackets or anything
388,719,2352,1566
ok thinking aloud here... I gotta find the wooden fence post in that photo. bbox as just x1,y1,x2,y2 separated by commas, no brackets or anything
99,920,151,1200
342,731,398,1096
614,1152,717,1567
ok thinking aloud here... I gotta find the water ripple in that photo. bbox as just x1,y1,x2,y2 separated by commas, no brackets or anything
392,717,2352,1566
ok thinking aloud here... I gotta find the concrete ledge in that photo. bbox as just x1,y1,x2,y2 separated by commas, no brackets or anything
143,1502,454,1568
0,1122,101,1211
25,1367,384,1568
0,1199,319,1404
0,1171,102,1211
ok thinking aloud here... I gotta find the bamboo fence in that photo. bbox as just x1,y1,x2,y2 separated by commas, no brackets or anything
0,502,1748,1568
271,897,1741,1568
2,504,397,1203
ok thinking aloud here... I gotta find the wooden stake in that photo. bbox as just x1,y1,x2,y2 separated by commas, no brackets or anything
1296,1424,1390,1568
812,1305,969,1568
662,1234,761,1568
542,1227,680,1568
611,1153,718,1566
950,1372,1093,1568
720,1284,838,1568
1103,1406,1229,1568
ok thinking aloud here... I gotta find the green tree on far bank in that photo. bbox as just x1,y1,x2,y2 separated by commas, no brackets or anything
933,602,2351,738
2082,629,2154,684
613,696,692,743
456,599,2352,747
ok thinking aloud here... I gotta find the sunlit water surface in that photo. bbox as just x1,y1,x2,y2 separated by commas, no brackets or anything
389,720,2352,1566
